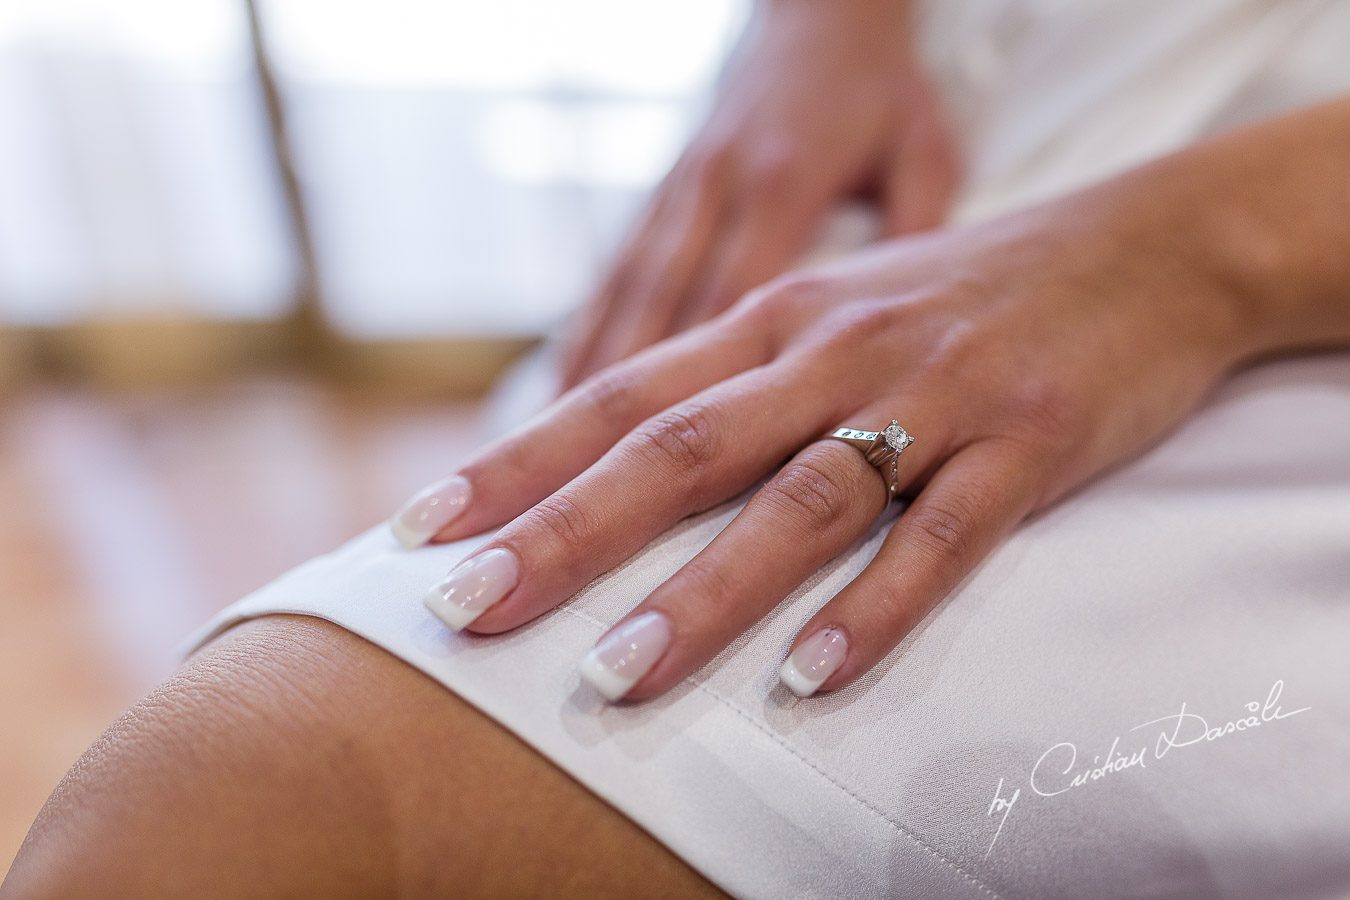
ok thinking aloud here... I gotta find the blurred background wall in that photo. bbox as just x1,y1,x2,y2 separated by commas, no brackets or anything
0,0,746,389
0,0,746,874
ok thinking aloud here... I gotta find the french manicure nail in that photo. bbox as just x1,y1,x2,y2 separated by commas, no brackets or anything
779,627,848,698
578,611,673,702
390,475,472,549
423,547,519,631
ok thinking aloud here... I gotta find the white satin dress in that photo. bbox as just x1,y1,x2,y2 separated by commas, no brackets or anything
190,2,1350,897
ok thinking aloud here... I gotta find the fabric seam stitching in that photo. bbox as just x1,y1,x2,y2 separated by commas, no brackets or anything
558,603,1002,900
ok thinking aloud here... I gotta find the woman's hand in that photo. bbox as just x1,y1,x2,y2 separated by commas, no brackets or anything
394,99,1350,701
559,0,959,388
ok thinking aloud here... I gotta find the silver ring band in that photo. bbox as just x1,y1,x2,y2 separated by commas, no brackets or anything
826,420,915,498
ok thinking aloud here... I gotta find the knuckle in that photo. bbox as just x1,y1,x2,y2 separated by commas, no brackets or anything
921,319,979,368
744,273,831,321
722,287,792,359
674,555,742,600
578,366,644,424
768,457,856,532
805,300,908,359
773,272,831,307
743,145,800,196
845,301,908,336
908,320,982,390
729,284,780,328
632,405,725,474
1002,377,1076,447
907,495,979,564
521,491,599,553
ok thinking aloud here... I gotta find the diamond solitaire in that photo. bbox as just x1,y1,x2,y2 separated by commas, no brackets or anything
882,421,914,453
826,419,916,499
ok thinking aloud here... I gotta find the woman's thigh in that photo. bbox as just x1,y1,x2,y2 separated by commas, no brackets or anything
2,615,724,899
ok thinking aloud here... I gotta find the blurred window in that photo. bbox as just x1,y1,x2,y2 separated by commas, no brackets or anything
260,0,746,338
0,0,299,325
0,0,746,338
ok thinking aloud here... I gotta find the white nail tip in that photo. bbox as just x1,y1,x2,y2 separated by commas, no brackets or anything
423,585,487,631
392,519,432,551
423,547,519,632
778,657,826,698
577,653,637,702
390,475,471,549
578,611,672,702
391,520,426,550
778,628,848,698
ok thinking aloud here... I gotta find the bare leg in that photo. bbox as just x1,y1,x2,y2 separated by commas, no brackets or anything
2,616,724,899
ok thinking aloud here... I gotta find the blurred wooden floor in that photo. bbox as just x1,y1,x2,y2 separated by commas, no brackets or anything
0,378,492,876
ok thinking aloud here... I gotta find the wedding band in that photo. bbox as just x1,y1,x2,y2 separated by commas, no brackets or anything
827,420,915,498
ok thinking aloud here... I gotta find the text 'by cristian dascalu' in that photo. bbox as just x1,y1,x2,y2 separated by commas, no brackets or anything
981,680,1310,858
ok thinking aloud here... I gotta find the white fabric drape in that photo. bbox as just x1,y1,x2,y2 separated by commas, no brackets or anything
189,2,1350,896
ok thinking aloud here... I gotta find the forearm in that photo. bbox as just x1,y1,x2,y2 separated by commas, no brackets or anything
762,0,911,23
1082,96,1350,362
754,0,916,52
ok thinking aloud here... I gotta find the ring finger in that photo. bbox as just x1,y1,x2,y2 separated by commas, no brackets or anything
779,437,1047,697
575,400,944,701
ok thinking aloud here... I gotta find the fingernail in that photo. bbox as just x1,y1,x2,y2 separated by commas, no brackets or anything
779,627,848,698
390,475,472,549
578,611,673,702
423,547,518,631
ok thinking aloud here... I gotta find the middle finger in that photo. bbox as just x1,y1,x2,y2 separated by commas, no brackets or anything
578,402,942,701
421,355,851,633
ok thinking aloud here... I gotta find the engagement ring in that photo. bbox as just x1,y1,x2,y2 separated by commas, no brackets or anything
827,420,915,498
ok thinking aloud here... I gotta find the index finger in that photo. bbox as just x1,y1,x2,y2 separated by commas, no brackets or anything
388,316,772,549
